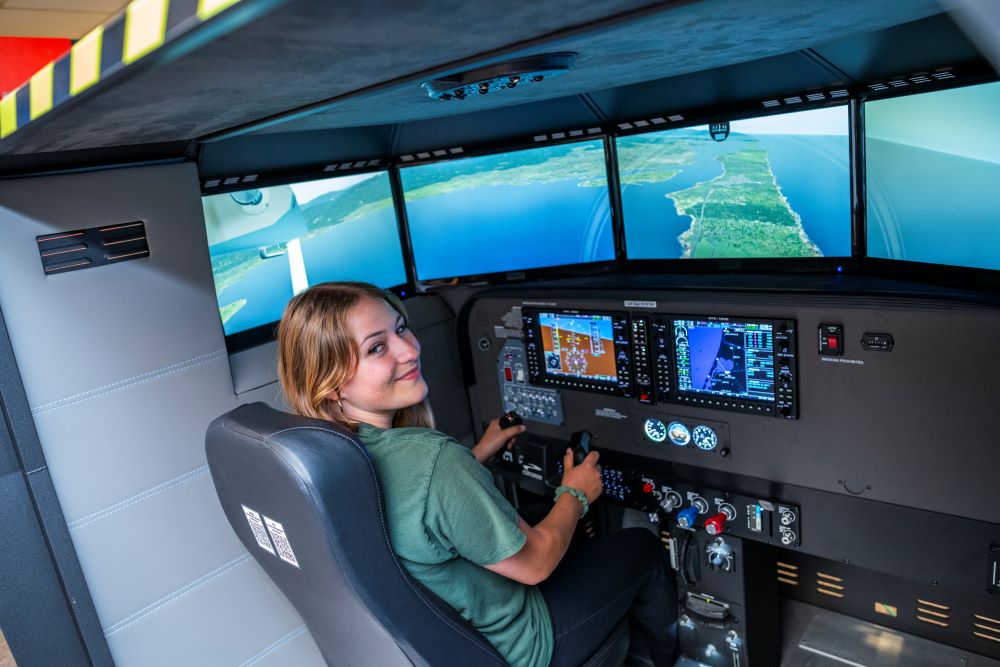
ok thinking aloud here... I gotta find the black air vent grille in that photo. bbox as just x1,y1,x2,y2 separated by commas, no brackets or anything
974,614,1000,643
400,147,463,163
867,68,956,95
534,127,601,142
38,221,148,275
816,571,845,599
915,598,950,628
776,560,800,586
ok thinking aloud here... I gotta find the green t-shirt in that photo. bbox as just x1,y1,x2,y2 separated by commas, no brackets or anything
357,424,553,667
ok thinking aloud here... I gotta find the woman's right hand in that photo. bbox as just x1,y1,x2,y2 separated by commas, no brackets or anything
561,448,603,503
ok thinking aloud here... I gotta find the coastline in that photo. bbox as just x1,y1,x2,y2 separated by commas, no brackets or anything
669,148,822,258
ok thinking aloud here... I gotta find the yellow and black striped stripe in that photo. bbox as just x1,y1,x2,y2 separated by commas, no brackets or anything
0,0,243,141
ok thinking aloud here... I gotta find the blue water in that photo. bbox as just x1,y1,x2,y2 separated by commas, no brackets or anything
621,134,850,258
301,208,406,287
216,253,294,336
215,207,407,335
406,180,614,280
867,139,1000,270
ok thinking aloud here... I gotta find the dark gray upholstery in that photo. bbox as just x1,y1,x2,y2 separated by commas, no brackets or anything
206,402,630,666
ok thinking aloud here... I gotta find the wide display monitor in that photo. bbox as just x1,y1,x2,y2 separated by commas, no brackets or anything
400,140,615,280
618,106,851,260
203,171,406,336
865,81,1000,271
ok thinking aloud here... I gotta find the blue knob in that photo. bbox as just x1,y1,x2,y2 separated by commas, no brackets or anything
677,506,699,529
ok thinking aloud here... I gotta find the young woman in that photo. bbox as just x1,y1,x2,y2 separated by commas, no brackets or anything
277,282,677,667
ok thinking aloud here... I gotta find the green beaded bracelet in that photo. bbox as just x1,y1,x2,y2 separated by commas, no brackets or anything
554,485,589,518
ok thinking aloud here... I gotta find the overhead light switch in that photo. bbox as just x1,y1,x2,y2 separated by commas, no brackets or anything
819,324,843,356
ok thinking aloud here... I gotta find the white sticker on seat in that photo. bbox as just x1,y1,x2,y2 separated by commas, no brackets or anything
264,516,300,568
242,505,276,555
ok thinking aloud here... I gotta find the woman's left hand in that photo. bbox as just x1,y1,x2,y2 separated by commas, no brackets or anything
472,417,526,463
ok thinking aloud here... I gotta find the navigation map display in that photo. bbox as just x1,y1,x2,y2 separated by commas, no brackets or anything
538,312,618,383
618,106,851,259
400,139,615,280
204,172,406,336
674,318,775,401
866,81,1000,271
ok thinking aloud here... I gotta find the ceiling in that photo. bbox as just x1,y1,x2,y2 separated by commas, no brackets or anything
0,0,991,178
0,0,129,39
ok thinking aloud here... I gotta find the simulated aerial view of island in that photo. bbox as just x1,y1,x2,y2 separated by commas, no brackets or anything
539,313,617,382
865,81,1000,271
204,172,406,335
618,107,851,259
400,140,615,280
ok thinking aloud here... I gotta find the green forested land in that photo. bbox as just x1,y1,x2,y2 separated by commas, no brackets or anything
671,150,820,258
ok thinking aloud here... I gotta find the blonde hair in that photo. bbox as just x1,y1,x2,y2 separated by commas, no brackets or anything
277,281,435,431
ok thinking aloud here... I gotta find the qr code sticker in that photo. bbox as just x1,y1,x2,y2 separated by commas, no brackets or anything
242,505,275,555
264,516,300,568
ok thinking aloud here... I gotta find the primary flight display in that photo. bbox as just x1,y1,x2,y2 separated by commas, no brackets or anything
617,106,851,260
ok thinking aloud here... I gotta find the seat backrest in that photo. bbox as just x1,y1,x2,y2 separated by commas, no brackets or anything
205,402,507,667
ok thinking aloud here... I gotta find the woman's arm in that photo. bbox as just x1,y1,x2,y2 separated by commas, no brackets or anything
485,448,602,585
472,417,526,463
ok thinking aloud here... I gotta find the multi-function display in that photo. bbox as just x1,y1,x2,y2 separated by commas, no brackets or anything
523,308,797,418
673,318,775,402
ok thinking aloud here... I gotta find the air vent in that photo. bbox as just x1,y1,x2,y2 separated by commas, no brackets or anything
867,68,956,96
776,560,799,586
532,127,601,143
816,571,845,598
322,158,382,172
397,148,462,163
763,85,851,109
915,599,950,628
38,221,148,275
974,614,1000,643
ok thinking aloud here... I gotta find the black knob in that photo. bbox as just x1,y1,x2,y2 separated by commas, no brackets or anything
499,411,523,429
570,430,591,465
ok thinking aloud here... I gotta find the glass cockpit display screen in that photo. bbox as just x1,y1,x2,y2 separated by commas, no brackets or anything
538,312,618,383
673,318,775,401
203,171,406,336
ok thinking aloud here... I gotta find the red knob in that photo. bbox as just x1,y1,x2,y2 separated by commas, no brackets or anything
704,513,727,535
642,482,654,494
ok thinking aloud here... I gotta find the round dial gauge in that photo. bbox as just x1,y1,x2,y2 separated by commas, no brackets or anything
667,421,691,447
643,418,668,443
692,425,719,451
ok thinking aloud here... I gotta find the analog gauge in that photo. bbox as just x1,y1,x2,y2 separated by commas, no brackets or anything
643,418,668,443
667,421,691,447
692,425,719,451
